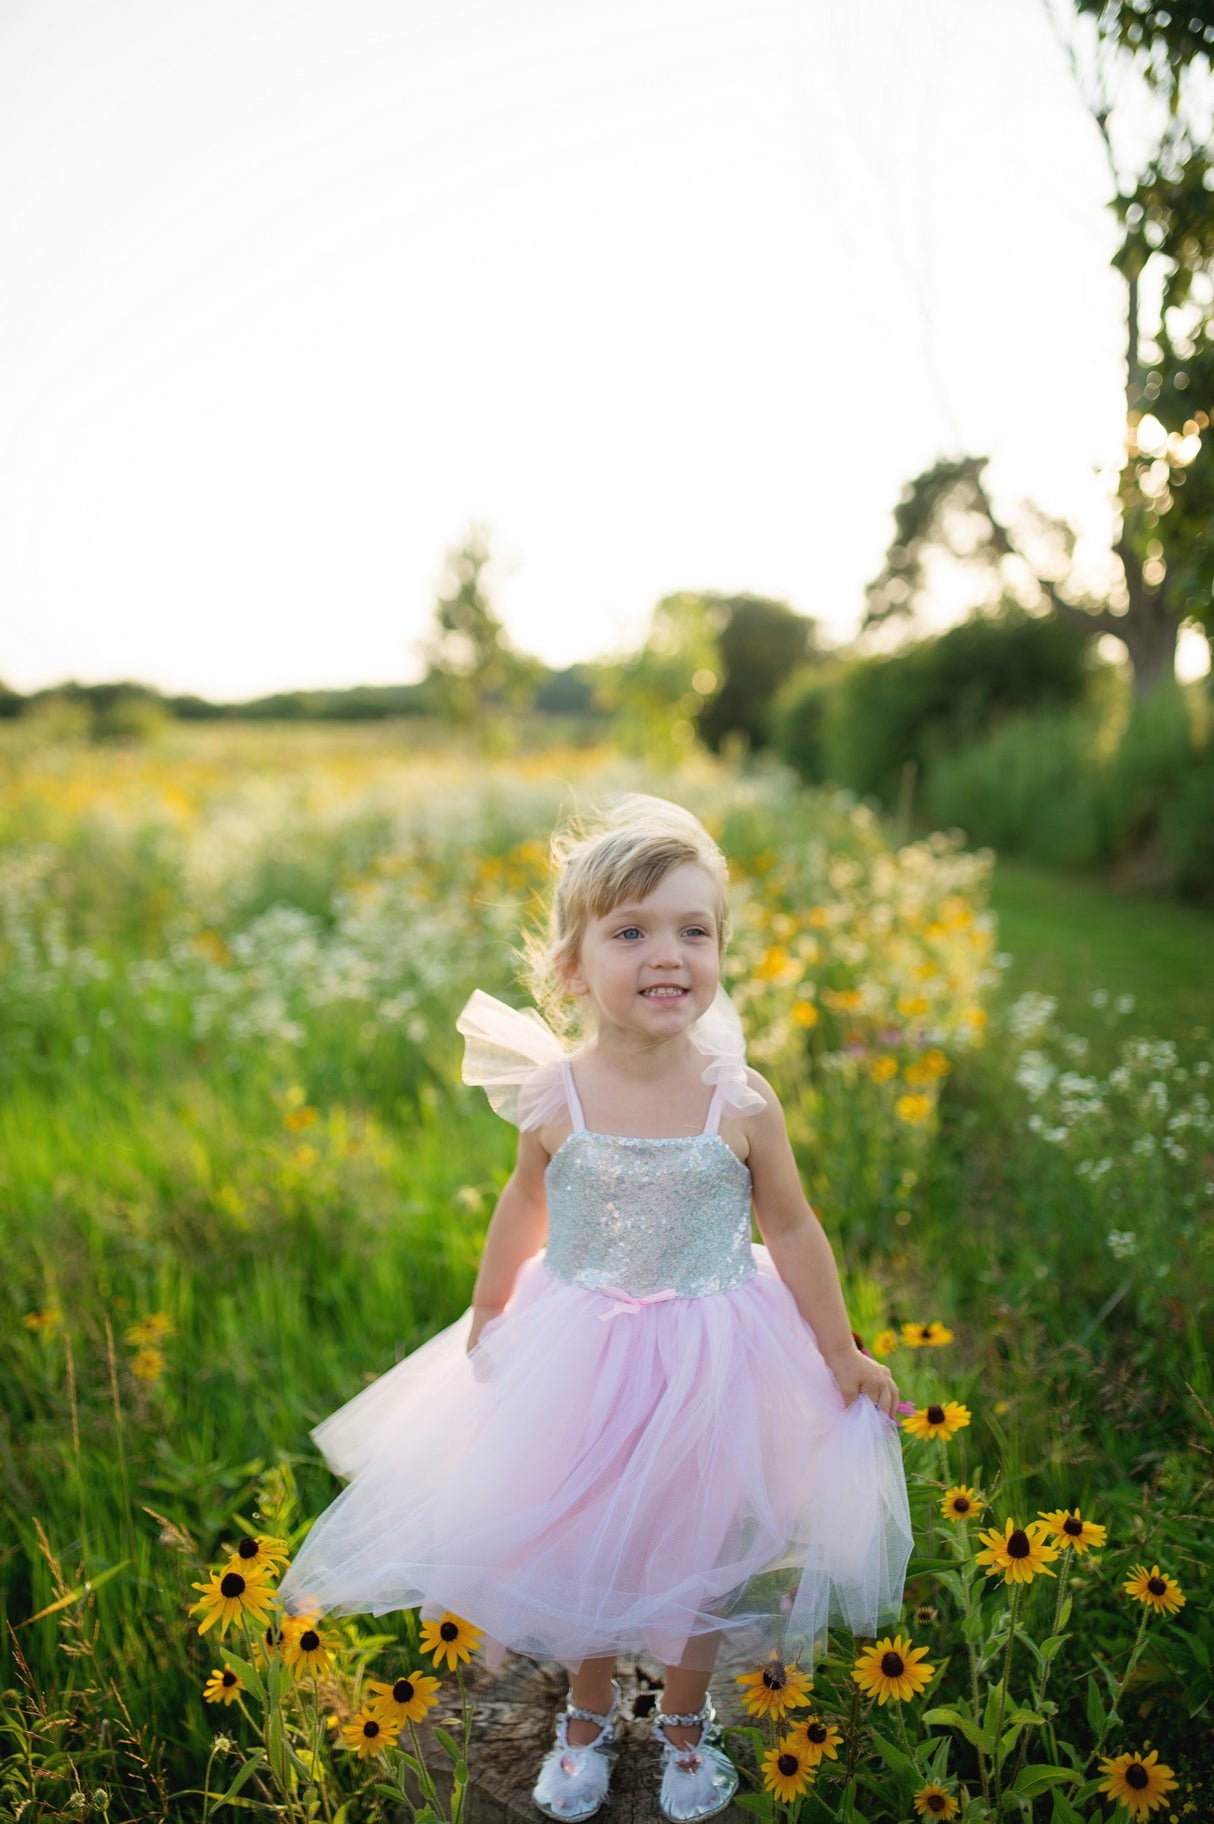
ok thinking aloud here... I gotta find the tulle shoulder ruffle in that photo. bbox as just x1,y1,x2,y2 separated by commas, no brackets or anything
456,989,568,1131
456,985,766,1127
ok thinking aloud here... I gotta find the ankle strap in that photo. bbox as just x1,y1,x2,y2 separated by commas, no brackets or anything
655,1694,714,1729
564,1678,621,1727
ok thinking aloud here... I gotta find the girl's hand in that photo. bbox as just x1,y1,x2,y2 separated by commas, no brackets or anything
467,1304,501,1354
826,1344,899,1416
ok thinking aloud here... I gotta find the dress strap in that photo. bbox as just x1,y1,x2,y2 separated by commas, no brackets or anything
702,1083,726,1136
562,1060,587,1131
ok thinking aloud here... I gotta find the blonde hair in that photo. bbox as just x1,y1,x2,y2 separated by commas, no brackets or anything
524,795,731,1030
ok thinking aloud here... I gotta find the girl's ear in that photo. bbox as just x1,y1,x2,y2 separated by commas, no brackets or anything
555,946,588,998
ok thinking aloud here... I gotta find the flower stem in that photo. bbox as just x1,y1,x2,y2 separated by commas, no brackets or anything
1090,1608,1151,1766
991,1582,1022,1810
1015,1549,1072,1782
954,1522,990,1809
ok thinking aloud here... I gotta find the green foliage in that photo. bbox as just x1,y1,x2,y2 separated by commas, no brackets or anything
774,607,1094,805
923,680,1214,901
695,595,817,753
419,523,542,725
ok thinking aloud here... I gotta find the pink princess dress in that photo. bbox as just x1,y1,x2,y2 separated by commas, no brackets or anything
277,988,912,1671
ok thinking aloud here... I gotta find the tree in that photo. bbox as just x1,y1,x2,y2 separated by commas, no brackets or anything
419,525,542,724
865,3,1214,694
696,595,820,752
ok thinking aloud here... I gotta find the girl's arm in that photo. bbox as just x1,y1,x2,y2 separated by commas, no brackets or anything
466,1125,550,1351
745,1073,899,1414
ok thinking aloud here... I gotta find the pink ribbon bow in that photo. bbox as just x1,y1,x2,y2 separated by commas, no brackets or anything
597,1286,678,1322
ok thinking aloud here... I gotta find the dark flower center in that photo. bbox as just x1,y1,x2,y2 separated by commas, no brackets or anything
927,1405,946,1425
919,1327,932,1340
440,1621,459,1641
1147,1577,1167,1596
777,1754,799,1776
1063,1516,1083,1536
300,1630,320,1653
952,1497,970,1514
926,1797,946,1815
1007,1530,1031,1558
762,1664,788,1690
222,1670,237,1687
393,1678,415,1702
806,1722,827,1743
237,1537,259,1558
881,1652,904,1677
1125,1763,1148,1790
363,1718,381,1739
220,1572,245,1598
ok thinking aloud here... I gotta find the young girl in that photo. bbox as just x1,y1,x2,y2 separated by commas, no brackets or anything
279,797,912,1823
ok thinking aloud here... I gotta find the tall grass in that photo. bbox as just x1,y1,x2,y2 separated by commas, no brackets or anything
922,679,1214,899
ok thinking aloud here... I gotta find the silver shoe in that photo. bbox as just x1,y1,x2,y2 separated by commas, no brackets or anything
653,1694,738,1822
532,1680,622,1822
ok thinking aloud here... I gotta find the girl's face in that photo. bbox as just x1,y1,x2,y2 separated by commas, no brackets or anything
564,862,722,1042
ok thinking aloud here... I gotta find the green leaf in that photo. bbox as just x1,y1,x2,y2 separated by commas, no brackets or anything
921,1705,995,1754
1085,1675,1106,1736
218,1749,266,1803
435,1726,462,1763
1040,1633,1067,1661
1049,1792,1087,1824
1012,1765,1081,1800
867,1730,919,1781
266,1703,287,1790
733,1796,774,1819
219,1647,266,1708
1056,1595,1072,1632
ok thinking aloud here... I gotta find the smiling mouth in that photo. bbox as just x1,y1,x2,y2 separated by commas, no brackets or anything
640,986,688,998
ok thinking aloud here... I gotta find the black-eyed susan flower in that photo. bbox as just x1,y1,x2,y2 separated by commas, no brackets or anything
124,1311,174,1346
895,1093,933,1125
901,1321,955,1348
203,1666,244,1706
281,1618,336,1679
736,1656,814,1719
940,1485,984,1523
340,1707,390,1759
367,1671,443,1729
851,1635,935,1705
974,1518,1060,1585
1122,1565,1186,1615
191,1566,276,1636
786,1714,842,1765
871,1327,899,1358
225,1534,291,1577
901,1401,971,1443
1038,1507,1107,1554
418,1612,482,1671
130,1346,167,1384
22,1308,62,1333
912,1783,960,1819
1098,1748,1179,1819
761,1739,816,1802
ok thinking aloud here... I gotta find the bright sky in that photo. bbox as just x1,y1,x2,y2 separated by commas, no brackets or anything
2,0,1208,699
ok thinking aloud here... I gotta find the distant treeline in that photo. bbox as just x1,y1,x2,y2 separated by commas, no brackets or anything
0,667,606,731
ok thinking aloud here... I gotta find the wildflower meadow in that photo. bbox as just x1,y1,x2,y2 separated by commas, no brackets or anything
1,724,1210,1822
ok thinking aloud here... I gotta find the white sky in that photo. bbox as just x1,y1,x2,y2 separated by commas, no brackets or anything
2,0,1208,699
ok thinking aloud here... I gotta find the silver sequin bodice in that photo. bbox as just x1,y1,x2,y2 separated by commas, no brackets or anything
543,1132,756,1299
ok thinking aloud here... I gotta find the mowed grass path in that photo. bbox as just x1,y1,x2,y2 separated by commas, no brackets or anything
988,856,1214,1050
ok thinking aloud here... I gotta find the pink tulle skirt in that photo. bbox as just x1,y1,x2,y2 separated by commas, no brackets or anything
278,1248,911,1671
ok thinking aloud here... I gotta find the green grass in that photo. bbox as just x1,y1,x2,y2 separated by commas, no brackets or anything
988,855,1214,1051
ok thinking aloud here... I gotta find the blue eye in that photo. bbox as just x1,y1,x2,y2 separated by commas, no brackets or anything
615,926,642,940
